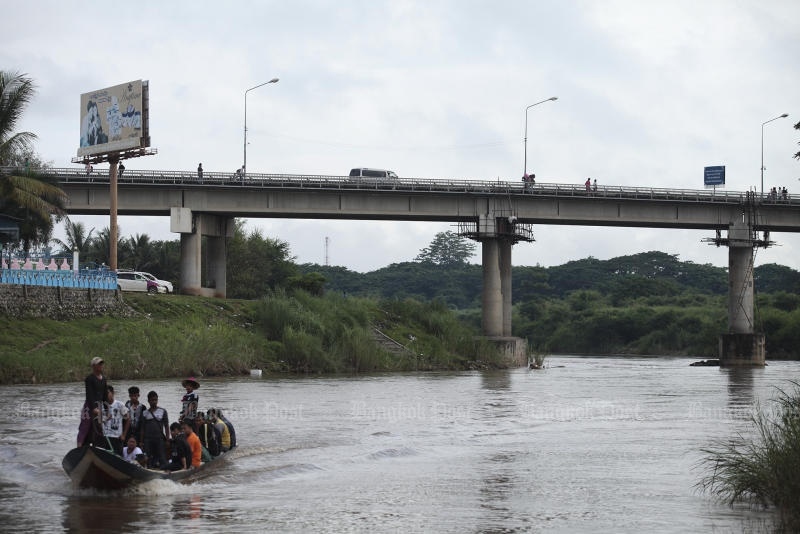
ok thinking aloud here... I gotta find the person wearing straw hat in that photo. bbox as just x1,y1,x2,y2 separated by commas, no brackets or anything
179,377,200,429
77,357,107,447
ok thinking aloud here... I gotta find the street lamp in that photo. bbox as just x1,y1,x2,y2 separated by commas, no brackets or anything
524,97,558,177
244,78,279,179
761,113,788,198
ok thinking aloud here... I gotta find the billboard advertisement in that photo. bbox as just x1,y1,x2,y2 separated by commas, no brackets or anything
77,80,150,157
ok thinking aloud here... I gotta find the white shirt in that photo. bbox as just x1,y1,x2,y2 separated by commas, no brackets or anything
122,446,143,463
103,400,129,438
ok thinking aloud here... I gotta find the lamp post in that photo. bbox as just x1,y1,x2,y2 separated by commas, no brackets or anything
524,96,557,177
761,113,788,198
244,78,279,179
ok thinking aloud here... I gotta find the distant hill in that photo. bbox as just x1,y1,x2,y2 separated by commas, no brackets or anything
299,251,800,308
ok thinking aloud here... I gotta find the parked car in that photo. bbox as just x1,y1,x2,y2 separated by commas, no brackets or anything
115,271,161,293
138,272,174,294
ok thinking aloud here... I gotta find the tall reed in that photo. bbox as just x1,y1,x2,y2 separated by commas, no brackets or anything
698,382,800,530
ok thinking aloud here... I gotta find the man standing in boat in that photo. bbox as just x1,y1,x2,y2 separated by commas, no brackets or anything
139,391,169,469
77,357,106,447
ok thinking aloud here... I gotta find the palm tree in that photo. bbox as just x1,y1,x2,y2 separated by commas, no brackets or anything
52,219,95,257
0,71,66,252
0,70,37,165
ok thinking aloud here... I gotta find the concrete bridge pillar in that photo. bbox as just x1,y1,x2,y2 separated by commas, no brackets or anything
171,208,233,298
499,238,513,336
481,238,503,337
719,220,765,367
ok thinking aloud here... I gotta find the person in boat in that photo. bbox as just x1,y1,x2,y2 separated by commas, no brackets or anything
125,386,144,442
77,357,107,447
179,377,200,429
182,421,202,469
217,408,237,449
167,422,192,471
196,412,221,459
122,436,144,464
139,391,169,469
208,408,231,452
102,385,129,455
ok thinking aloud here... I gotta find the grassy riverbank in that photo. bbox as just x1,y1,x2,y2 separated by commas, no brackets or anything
0,291,505,384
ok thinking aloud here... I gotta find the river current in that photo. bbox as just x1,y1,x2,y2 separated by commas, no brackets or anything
1,356,797,533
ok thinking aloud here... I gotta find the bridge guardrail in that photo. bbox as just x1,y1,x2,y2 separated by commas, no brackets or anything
3,166,797,206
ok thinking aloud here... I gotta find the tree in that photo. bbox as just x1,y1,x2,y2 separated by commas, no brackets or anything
414,230,477,266
52,219,95,257
227,220,298,299
0,71,66,252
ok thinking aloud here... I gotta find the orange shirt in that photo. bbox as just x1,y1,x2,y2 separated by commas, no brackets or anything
185,431,202,467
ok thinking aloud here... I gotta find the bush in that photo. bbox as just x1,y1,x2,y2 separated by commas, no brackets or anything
698,382,800,530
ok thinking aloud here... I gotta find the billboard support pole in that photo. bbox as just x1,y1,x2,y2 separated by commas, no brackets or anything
108,154,119,271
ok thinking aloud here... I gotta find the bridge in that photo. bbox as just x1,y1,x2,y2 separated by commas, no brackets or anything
22,166,800,366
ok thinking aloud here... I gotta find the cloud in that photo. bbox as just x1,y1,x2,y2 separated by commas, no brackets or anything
6,0,800,272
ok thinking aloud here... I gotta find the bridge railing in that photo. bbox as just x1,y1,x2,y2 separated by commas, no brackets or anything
3,166,796,206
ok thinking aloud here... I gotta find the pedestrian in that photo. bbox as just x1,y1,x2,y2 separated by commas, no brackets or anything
179,377,200,429
122,436,144,464
118,161,125,178
167,422,192,471
139,390,169,469
182,421,203,468
125,386,144,442
102,385,129,455
592,178,597,192
197,163,203,182
85,163,93,176
77,357,106,447
585,178,591,191
196,411,220,459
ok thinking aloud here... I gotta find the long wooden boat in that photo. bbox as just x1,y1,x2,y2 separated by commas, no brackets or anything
62,445,226,490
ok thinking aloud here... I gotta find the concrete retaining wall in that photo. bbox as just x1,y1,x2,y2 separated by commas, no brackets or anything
0,285,133,319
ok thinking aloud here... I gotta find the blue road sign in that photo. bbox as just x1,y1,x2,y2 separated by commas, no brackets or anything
704,166,725,186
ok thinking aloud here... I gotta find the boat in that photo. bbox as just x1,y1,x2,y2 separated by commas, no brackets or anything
62,445,226,490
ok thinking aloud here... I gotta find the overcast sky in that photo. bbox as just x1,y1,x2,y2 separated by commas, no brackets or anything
3,0,799,272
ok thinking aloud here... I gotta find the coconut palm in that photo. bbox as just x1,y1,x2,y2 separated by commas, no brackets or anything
0,70,66,251
52,219,95,257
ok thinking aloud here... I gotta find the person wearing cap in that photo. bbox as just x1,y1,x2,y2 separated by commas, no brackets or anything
77,357,107,447
179,377,200,429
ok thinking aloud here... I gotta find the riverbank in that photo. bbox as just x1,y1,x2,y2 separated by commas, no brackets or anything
0,291,507,384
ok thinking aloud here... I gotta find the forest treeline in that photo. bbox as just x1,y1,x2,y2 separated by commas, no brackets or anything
299,250,800,359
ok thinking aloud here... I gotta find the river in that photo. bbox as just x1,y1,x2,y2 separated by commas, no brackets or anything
1,356,796,533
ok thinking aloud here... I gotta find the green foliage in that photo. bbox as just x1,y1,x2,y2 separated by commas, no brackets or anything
226,220,297,299
414,230,477,266
699,382,800,531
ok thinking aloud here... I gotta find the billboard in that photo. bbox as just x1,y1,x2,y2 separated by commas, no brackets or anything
77,80,150,157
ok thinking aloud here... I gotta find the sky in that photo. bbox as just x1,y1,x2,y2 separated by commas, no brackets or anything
3,0,800,272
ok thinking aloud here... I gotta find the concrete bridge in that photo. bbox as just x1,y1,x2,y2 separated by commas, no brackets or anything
27,166,800,366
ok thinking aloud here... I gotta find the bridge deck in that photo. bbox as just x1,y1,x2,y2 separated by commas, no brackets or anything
10,166,796,206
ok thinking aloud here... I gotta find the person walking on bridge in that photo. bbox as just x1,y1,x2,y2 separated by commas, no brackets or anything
197,163,203,183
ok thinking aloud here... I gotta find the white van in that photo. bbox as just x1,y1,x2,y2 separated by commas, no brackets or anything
348,168,398,181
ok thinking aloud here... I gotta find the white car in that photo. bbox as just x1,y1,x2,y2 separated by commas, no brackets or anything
115,271,161,293
138,272,174,294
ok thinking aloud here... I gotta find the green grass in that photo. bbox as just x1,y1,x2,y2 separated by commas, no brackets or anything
698,382,800,530
0,291,505,384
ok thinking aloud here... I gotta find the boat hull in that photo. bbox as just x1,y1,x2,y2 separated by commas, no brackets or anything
62,446,214,490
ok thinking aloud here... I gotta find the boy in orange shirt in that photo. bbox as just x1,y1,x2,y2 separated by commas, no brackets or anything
181,420,202,468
